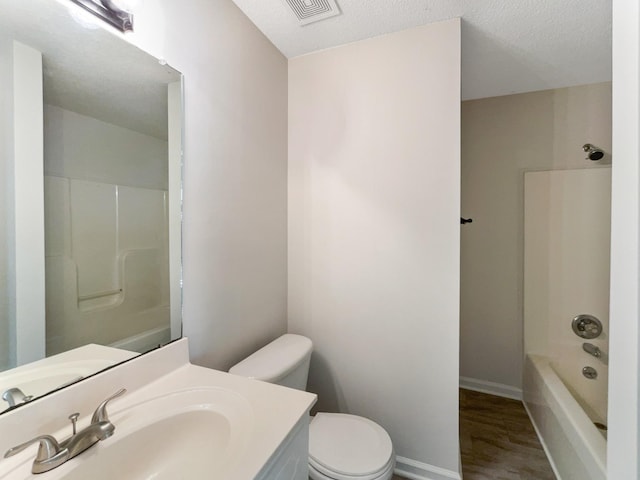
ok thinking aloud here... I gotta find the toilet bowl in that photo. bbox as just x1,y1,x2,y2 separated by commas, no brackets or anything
229,334,395,480
308,413,394,480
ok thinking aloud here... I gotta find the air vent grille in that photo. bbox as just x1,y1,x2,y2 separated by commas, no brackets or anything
284,0,341,26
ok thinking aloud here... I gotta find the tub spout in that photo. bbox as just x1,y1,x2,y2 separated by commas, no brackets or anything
582,342,602,358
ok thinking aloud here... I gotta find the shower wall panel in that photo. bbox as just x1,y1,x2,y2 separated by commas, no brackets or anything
43,103,170,355
524,167,611,423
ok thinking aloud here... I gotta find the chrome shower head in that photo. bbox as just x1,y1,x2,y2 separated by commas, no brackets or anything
583,143,605,161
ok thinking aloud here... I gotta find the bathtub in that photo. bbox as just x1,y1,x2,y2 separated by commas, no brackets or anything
523,354,606,480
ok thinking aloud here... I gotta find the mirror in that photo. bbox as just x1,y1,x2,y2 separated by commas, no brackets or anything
0,0,183,412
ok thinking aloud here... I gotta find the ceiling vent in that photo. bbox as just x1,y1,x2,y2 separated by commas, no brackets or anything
284,0,341,26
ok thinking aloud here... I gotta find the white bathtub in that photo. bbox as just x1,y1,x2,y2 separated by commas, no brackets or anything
523,354,606,480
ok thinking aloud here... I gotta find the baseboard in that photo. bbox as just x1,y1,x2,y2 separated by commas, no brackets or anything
459,376,523,401
395,456,462,480
522,402,563,480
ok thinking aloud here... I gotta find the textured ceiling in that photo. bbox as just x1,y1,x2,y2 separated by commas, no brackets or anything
230,0,612,100
1,0,181,139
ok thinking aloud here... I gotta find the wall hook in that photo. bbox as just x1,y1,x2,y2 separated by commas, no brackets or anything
460,217,473,225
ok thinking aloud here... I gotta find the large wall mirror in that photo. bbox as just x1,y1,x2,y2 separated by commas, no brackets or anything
0,0,183,413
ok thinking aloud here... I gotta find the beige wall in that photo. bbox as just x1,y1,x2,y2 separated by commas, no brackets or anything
131,0,289,370
460,83,612,392
288,20,461,476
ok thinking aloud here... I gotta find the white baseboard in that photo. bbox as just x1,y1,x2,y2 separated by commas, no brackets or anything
395,456,461,480
459,376,523,401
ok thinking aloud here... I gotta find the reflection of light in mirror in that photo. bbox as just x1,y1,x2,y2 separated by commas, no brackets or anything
68,4,101,29
106,0,140,14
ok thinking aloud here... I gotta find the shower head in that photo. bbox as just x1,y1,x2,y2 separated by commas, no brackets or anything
583,144,605,161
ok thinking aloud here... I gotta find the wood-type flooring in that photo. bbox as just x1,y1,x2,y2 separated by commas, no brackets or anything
460,388,556,479
390,389,556,480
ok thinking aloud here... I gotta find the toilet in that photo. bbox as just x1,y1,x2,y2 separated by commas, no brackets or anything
229,334,395,480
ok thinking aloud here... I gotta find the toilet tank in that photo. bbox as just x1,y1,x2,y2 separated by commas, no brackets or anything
229,334,313,390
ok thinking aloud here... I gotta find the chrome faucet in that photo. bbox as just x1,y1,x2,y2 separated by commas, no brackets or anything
2,388,34,408
582,342,602,358
2,377,83,409
4,388,126,474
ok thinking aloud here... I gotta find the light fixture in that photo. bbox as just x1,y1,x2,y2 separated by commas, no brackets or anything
68,0,135,32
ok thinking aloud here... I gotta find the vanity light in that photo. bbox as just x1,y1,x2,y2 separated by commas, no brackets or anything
68,0,134,32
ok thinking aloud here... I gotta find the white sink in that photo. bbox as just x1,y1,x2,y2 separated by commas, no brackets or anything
57,388,252,480
0,339,316,480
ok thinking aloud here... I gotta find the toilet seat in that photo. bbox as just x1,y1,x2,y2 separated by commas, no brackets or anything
309,413,395,480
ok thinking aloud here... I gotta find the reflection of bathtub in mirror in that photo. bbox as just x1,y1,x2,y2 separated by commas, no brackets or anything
0,345,136,412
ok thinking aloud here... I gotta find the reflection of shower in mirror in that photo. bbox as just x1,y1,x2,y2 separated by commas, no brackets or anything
0,0,183,413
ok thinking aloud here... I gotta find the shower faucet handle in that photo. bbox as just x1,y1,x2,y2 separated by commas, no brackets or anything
582,342,602,358
571,314,603,339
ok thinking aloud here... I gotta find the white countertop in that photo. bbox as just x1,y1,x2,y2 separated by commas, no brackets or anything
0,338,316,479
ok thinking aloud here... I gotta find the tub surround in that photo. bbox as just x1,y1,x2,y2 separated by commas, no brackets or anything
524,355,606,480
461,83,612,395
522,167,610,479
0,338,316,479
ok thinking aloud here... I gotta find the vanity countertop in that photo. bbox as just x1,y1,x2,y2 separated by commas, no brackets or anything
0,338,317,479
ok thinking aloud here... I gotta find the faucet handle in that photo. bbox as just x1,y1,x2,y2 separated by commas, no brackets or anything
4,435,61,462
91,388,126,424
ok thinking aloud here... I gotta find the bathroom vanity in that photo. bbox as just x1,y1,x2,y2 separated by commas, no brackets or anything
0,339,316,479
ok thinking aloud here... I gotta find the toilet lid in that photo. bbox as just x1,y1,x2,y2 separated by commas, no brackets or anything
309,413,394,477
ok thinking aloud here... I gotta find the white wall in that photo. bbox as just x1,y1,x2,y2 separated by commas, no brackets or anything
460,83,612,394
0,37,14,372
44,105,168,190
129,0,289,369
288,20,461,477
608,1,640,477
13,41,45,367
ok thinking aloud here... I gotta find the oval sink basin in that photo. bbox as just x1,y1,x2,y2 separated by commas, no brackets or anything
58,388,253,480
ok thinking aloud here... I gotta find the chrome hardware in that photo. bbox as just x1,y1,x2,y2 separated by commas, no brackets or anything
2,387,34,407
91,388,125,425
583,143,605,161
2,377,83,409
4,388,126,474
582,342,602,358
4,435,62,462
68,413,80,435
572,314,603,339
582,366,598,379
